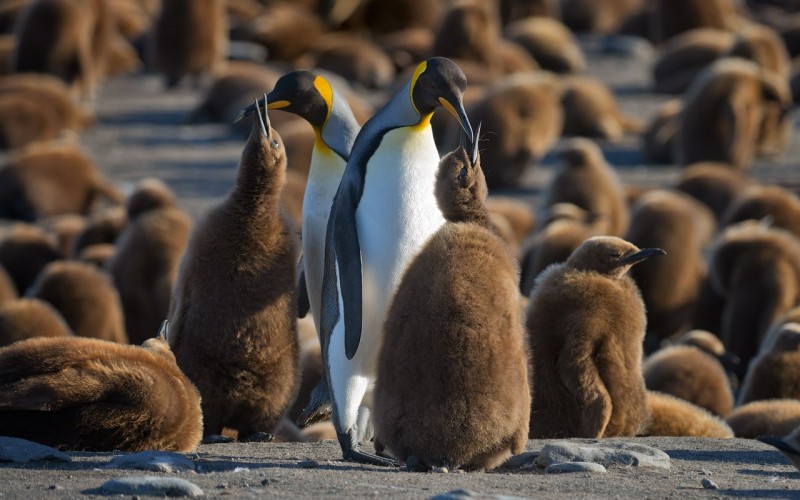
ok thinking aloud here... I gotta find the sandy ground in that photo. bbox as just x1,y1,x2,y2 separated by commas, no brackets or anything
2,36,800,498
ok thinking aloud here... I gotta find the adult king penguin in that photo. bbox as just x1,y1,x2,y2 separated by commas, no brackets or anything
237,71,361,421
320,57,473,465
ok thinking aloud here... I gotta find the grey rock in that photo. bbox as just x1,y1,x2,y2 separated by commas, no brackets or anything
545,461,607,474
0,437,70,463
108,451,196,473
430,489,531,500
501,452,539,470
535,441,670,469
95,476,203,497
701,478,719,490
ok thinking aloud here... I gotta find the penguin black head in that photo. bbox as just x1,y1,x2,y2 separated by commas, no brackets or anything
410,57,473,138
435,123,486,221
266,70,331,128
568,236,666,278
234,71,331,128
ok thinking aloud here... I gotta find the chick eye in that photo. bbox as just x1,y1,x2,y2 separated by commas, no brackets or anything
270,139,280,149
458,166,467,182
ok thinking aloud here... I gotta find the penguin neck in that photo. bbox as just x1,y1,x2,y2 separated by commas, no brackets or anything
444,204,492,229
229,142,284,225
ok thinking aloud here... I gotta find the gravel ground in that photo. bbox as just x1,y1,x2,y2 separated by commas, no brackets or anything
1,36,800,499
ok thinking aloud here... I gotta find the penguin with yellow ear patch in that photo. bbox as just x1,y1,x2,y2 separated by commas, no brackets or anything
320,57,473,465
237,70,361,424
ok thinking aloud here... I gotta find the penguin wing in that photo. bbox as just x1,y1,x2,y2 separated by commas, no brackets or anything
557,342,612,438
332,183,363,360
297,255,310,318
0,368,111,411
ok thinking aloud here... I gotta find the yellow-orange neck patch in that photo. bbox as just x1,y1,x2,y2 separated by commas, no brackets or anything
313,75,333,127
409,61,428,117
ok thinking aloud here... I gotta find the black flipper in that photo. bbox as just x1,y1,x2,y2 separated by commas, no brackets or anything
334,185,363,360
296,256,310,318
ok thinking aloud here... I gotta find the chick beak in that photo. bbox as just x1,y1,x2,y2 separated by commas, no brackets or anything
254,94,271,139
620,247,667,265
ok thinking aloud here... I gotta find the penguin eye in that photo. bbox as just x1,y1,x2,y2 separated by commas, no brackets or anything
458,166,468,183
270,139,280,149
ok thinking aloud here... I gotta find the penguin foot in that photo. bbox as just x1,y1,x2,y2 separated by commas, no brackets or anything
343,447,401,467
241,432,274,443
202,434,235,444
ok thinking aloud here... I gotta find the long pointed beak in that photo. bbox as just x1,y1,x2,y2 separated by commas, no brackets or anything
438,95,473,141
620,247,666,265
234,92,290,123
469,122,481,164
157,319,169,341
254,94,271,138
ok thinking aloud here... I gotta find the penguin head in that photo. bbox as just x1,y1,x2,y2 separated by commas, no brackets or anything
568,236,666,278
410,57,473,137
266,70,331,129
435,123,486,220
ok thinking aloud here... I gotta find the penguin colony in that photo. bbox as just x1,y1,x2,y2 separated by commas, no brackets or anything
0,0,799,474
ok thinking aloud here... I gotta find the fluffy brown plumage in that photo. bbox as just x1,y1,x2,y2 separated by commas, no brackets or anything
0,264,15,307
10,0,96,99
722,184,800,239
726,399,800,439
643,344,734,417
78,243,115,268
674,162,753,223
561,0,643,34
124,177,177,220
0,142,123,221
70,206,126,258
675,57,790,170
649,0,740,44
526,236,663,438
625,189,716,346
738,323,800,405
147,0,227,87
484,196,536,249
0,92,61,150
107,206,190,346
465,73,562,189
560,75,644,143
234,1,324,63
505,17,586,73
302,33,395,90
709,221,800,377
652,28,735,94
0,298,72,347
542,138,629,237
168,103,299,439
28,260,127,343
0,223,61,294
0,333,203,451
374,138,530,471
0,73,94,131
518,203,599,296
641,391,733,438
431,0,502,75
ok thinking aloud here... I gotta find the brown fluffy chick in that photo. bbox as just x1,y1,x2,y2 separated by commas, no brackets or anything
560,75,644,143
643,343,734,417
709,222,800,376
70,206,127,258
0,298,73,347
526,236,665,438
0,74,94,131
0,223,61,294
374,132,530,472
168,102,299,440
561,0,643,34
649,0,741,44
28,260,127,344
147,0,227,87
0,328,203,452
674,162,753,223
652,28,735,94
431,0,502,75
625,189,716,347
542,138,629,237
0,143,124,221
465,72,562,189
505,17,586,73
641,391,733,438
738,323,800,405
78,243,115,268
675,57,790,170
301,32,396,91
722,184,800,239
125,177,178,220
107,206,190,345
726,399,800,439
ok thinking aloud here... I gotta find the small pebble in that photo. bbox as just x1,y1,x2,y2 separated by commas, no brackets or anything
701,478,719,490
298,459,319,469
95,477,203,497
261,479,270,486
432,466,449,474
47,485,62,490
